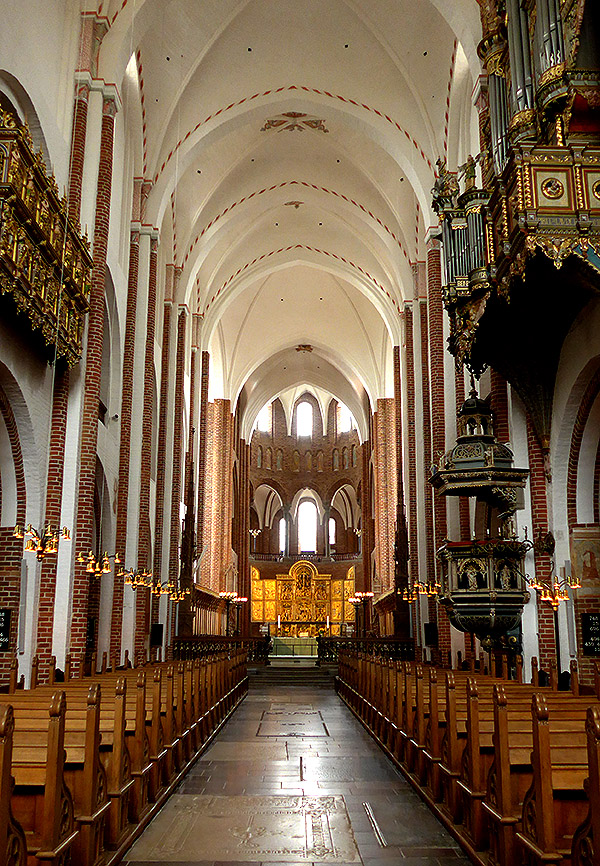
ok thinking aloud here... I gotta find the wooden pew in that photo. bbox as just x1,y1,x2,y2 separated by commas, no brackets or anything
571,705,600,866
0,704,27,866
7,691,79,865
516,694,589,866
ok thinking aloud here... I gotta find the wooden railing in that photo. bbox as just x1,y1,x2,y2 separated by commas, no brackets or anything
0,650,248,866
174,635,271,664
317,636,415,663
336,652,600,866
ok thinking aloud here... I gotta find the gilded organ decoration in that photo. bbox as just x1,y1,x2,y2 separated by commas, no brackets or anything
250,560,355,635
0,110,92,366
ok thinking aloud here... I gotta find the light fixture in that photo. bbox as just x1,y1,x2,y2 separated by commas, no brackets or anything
14,524,70,561
401,578,441,603
77,550,121,577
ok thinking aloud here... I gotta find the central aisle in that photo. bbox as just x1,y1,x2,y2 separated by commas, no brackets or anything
124,669,469,866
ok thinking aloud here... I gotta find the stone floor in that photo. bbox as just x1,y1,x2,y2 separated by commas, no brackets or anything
123,672,470,866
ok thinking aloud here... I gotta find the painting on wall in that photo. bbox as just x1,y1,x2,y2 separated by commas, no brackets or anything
570,525,600,588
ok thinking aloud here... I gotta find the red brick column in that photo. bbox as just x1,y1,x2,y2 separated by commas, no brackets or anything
112,206,141,658
138,235,158,577
196,350,210,556
36,373,69,676
419,300,438,637
239,440,251,634
373,398,396,595
490,369,510,444
427,238,451,662
361,434,374,595
152,286,173,594
167,305,187,646
200,400,234,592
71,94,117,671
0,385,26,685
526,418,557,669
36,77,91,679
404,302,420,646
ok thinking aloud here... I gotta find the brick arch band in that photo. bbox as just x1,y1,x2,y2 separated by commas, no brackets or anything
566,366,600,527
0,382,26,525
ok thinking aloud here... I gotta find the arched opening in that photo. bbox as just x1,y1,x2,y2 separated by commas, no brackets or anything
297,500,317,553
296,402,313,438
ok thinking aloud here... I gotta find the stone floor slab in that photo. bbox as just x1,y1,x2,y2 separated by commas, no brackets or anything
126,794,360,862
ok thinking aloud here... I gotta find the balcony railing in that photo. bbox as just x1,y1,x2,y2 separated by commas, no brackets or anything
250,552,361,563
316,636,415,663
0,111,92,366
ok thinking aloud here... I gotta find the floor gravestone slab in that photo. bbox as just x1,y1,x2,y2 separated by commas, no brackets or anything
125,794,360,862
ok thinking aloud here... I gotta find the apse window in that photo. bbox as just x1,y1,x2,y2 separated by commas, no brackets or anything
298,500,317,552
296,401,312,437
255,403,271,433
338,403,353,433
279,517,287,553
329,517,336,548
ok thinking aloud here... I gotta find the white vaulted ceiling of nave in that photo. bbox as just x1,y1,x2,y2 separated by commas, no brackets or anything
97,0,481,434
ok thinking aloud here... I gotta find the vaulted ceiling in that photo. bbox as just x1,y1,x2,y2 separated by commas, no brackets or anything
96,0,482,433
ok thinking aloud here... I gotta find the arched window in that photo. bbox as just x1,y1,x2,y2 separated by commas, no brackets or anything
338,403,353,433
257,445,262,468
297,500,317,552
296,401,312,437
276,448,283,470
342,447,349,469
352,445,357,466
329,517,336,548
279,516,287,553
255,403,271,433
333,449,339,471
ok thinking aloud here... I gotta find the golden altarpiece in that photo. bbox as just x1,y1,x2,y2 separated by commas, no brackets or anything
251,560,355,636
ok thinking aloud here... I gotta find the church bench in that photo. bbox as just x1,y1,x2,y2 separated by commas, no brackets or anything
0,704,27,866
6,684,109,866
1,691,80,866
456,681,590,855
570,705,600,866
482,686,591,866
8,679,135,853
515,694,591,866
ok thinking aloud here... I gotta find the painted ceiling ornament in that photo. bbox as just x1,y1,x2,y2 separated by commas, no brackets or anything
261,112,329,133
295,344,313,352
284,201,304,208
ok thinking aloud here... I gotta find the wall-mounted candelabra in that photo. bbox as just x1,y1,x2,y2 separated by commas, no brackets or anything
13,524,70,560
77,550,121,577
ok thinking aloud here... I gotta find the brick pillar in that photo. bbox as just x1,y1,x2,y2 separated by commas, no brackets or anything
137,233,158,605
36,76,91,679
490,369,510,444
167,304,187,647
404,302,420,646
68,82,90,224
427,238,451,662
200,400,234,592
373,398,396,596
526,418,557,669
112,187,142,658
239,440,251,635
152,269,174,591
419,300,437,634
196,351,210,555
394,344,410,637
0,386,26,686
71,94,117,671
361,435,374,594
36,372,69,675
